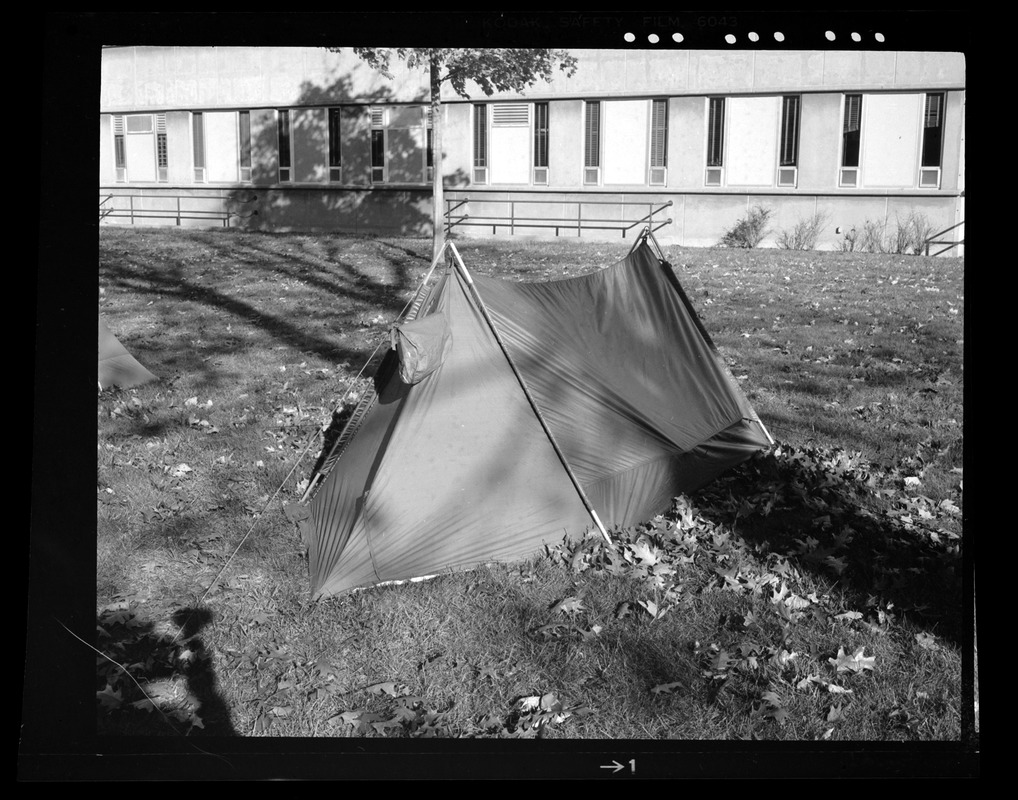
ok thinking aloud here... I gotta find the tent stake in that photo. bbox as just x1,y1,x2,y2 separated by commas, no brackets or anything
448,242,614,548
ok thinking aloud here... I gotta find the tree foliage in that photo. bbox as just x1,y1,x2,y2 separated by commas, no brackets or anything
348,48,578,98
336,47,578,261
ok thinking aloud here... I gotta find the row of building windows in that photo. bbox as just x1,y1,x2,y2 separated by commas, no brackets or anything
472,93,944,189
109,92,947,190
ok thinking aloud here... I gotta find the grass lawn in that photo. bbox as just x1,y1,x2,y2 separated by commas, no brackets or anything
88,226,970,772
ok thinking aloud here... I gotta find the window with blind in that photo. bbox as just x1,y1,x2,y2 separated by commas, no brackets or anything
649,99,668,185
277,109,292,183
840,94,862,187
370,107,386,183
533,102,549,185
778,95,800,187
328,108,342,182
472,104,488,184
155,114,168,182
706,97,724,186
920,93,944,188
113,115,127,182
426,106,433,183
239,111,252,182
584,101,601,185
192,112,206,183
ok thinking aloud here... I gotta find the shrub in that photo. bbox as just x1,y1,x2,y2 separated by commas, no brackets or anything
841,213,937,256
887,215,915,255
858,220,887,253
777,211,830,251
901,211,937,255
718,206,772,248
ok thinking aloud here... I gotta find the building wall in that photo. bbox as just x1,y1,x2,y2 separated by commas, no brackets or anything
941,91,964,195
99,116,112,184
101,46,430,112
797,93,841,192
549,100,583,189
165,111,192,185
449,49,965,101
99,46,965,253
250,109,279,186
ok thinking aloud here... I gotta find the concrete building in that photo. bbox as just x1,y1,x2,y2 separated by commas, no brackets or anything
99,46,965,253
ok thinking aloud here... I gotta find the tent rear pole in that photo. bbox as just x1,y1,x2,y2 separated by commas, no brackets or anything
657,254,775,450
448,243,613,547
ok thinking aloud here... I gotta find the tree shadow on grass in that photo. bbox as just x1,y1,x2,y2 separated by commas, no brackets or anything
690,446,965,648
96,605,237,737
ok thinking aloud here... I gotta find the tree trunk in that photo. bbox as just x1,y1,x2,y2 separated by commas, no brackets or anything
430,56,444,264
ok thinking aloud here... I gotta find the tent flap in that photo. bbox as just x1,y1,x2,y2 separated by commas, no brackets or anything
98,316,157,389
390,312,453,385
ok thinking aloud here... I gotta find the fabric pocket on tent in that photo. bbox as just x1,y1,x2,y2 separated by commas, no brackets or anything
390,312,453,385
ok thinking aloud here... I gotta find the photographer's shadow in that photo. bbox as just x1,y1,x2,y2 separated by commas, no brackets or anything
96,605,237,737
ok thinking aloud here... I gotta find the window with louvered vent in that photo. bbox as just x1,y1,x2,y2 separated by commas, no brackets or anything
649,99,667,185
156,114,168,182
584,101,600,185
473,104,488,184
919,92,944,188
492,104,529,126
426,107,434,182
705,97,724,186
113,115,126,182
533,102,549,185
370,107,385,183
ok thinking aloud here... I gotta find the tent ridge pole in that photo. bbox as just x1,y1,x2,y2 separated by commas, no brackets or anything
448,242,613,547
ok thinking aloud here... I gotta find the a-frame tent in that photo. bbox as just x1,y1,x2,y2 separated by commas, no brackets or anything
296,234,772,598
98,315,157,390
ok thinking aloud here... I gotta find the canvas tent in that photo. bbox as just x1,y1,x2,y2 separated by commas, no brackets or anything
295,236,772,598
98,315,157,390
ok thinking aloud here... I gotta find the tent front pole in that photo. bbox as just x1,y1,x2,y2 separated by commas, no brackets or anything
448,243,614,548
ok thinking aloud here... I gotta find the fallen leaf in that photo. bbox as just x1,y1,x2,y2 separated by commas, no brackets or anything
550,596,584,616
366,681,405,697
518,696,541,712
829,646,876,674
96,684,123,709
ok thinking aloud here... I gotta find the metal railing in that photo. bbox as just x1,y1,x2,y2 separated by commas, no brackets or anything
99,191,257,227
924,221,964,256
444,197,673,238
